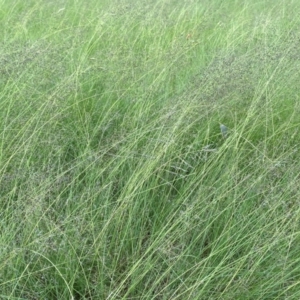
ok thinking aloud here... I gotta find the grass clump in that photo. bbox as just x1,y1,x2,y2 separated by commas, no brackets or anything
1,0,300,299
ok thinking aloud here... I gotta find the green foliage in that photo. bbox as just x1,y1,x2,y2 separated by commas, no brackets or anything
1,0,300,298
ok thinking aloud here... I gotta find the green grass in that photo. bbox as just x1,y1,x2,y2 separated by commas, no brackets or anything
1,0,300,298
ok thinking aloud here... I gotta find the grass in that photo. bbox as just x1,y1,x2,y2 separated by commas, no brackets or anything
1,0,300,298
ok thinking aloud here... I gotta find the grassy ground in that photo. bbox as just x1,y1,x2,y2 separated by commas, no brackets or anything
1,0,300,299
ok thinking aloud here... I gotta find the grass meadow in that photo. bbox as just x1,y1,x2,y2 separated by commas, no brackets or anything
1,0,300,299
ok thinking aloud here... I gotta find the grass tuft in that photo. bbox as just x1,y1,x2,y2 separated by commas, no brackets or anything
1,0,300,299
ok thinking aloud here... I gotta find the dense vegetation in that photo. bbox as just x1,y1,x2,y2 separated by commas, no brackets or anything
1,0,300,298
